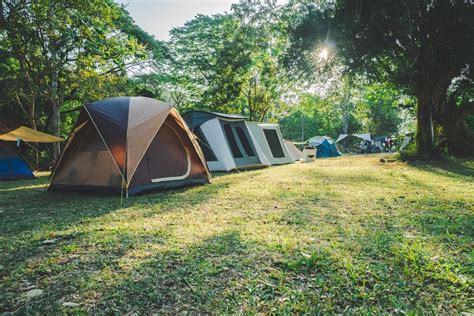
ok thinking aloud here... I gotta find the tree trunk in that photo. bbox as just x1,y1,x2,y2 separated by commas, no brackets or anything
27,99,40,170
51,68,60,158
437,100,474,156
49,0,61,159
415,93,435,157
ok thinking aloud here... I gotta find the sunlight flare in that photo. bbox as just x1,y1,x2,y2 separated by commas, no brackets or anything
319,48,329,60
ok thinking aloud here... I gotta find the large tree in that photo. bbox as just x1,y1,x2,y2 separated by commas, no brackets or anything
285,0,474,156
139,0,291,120
0,0,147,156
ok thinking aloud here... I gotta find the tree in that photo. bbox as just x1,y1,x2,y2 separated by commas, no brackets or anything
151,0,291,120
167,14,251,113
0,0,147,157
361,82,404,136
285,0,474,156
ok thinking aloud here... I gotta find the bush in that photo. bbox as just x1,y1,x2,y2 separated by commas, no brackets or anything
399,142,418,161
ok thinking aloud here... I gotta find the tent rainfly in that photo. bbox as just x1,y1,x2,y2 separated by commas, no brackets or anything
336,133,372,143
336,133,381,154
247,123,294,165
284,140,304,161
0,119,63,143
49,97,211,195
0,119,63,181
182,110,270,171
307,136,341,158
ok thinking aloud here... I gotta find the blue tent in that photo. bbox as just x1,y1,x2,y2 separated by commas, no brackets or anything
0,141,35,181
307,136,341,158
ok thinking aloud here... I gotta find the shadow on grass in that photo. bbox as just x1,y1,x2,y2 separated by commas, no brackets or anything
77,230,470,313
1,157,472,314
0,179,227,237
408,158,474,179
0,179,230,297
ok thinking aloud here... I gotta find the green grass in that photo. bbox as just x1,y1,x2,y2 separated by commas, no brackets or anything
1,154,473,314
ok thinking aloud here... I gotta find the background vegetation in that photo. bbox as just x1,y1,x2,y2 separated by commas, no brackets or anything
4,0,470,166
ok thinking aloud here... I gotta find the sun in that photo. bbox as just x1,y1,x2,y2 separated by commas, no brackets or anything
319,48,329,60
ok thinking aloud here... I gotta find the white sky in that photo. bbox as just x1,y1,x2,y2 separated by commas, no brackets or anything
115,0,286,41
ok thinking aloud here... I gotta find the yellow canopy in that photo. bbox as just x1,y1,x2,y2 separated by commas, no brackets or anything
0,126,63,143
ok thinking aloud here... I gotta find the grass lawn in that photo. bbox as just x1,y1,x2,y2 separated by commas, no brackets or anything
0,154,473,314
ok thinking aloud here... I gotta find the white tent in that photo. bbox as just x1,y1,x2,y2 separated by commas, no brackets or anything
247,123,295,165
284,140,304,161
352,133,372,142
182,111,270,172
336,133,372,143
336,134,349,143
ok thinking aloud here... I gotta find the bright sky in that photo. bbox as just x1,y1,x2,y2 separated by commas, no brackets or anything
115,0,286,41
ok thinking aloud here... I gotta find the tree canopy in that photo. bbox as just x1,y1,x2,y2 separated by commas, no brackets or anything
284,0,474,155
1,0,472,161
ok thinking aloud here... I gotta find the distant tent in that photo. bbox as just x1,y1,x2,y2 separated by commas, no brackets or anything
0,141,35,180
247,123,294,165
49,97,210,195
335,134,349,143
307,136,341,158
336,133,372,143
336,133,381,154
284,140,304,161
400,133,414,151
0,119,62,181
182,110,270,171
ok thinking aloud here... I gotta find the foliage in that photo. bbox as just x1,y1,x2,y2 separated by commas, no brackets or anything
279,79,411,141
0,0,152,162
284,0,474,156
360,82,404,136
399,142,419,162
1,0,417,157
132,0,291,121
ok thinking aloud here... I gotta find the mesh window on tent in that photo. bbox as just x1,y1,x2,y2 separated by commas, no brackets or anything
223,124,243,158
235,126,255,157
263,129,285,158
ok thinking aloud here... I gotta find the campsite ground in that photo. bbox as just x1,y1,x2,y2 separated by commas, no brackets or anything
0,154,472,314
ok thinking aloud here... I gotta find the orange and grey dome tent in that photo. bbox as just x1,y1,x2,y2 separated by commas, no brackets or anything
0,119,62,181
48,97,211,196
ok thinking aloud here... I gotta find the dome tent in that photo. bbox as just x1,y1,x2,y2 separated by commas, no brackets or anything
336,133,382,154
49,97,210,196
307,136,341,158
0,141,35,180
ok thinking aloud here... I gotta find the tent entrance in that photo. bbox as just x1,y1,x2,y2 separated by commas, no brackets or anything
150,122,191,183
130,118,191,187
220,120,260,167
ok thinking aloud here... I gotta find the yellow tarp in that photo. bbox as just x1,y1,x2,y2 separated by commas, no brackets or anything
0,126,63,143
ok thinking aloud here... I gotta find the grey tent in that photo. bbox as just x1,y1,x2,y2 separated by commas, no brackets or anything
247,122,295,165
182,111,270,171
284,140,304,161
